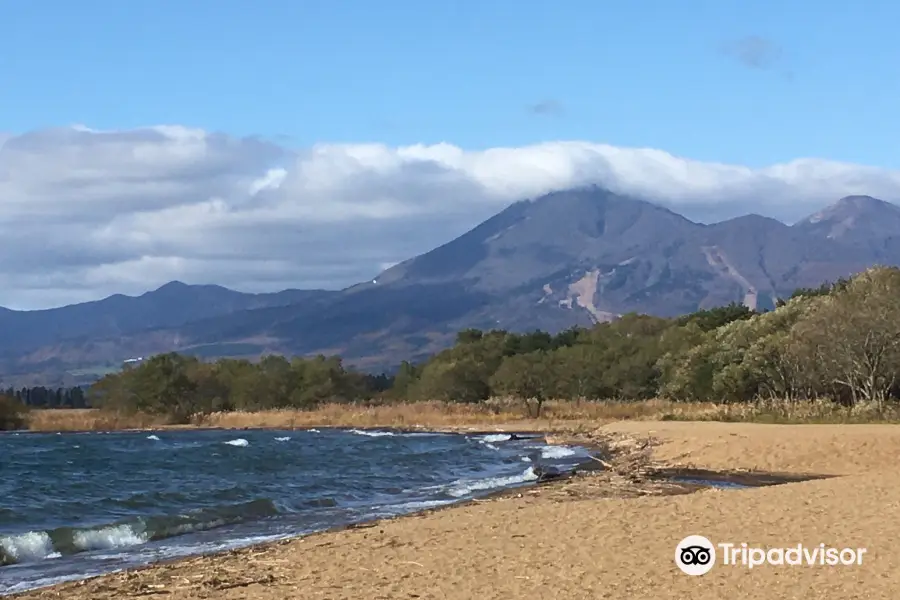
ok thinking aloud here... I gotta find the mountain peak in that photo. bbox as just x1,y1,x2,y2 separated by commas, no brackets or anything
806,195,896,221
798,195,895,224
150,281,232,294
383,186,700,291
156,280,190,291
835,194,892,210
795,195,900,242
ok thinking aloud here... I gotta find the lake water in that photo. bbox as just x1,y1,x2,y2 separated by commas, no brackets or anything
0,428,590,594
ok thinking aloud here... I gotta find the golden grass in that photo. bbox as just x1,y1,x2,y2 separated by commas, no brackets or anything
25,400,691,433
27,408,173,432
194,398,705,430
681,396,900,424
195,401,516,429
24,397,900,433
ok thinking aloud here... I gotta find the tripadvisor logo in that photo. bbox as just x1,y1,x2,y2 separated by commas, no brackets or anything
676,535,716,575
675,535,867,575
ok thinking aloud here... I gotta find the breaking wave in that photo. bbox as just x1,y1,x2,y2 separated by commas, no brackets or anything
540,446,578,459
349,429,395,437
0,499,279,566
446,467,538,498
478,434,512,443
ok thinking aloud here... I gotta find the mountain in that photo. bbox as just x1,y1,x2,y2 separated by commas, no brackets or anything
793,194,900,256
3,188,899,383
0,282,336,359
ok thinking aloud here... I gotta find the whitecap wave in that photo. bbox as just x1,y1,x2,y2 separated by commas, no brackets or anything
540,445,578,459
479,434,512,443
146,435,160,441
0,532,55,564
349,429,394,437
274,437,290,442
446,467,538,498
308,428,320,433
224,439,249,447
73,524,147,551
382,499,455,513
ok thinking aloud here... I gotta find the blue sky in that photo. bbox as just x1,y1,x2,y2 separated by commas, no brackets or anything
3,0,900,308
2,0,899,168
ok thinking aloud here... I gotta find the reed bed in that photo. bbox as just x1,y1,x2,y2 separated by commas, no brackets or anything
27,409,175,432
23,397,900,433
684,396,900,424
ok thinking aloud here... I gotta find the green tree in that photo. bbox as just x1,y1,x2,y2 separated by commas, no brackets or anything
490,351,555,417
792,267,900,406
0,395,29,430
550,344,605,400
389,361,421,400
409,357,491,403
676,302,755,332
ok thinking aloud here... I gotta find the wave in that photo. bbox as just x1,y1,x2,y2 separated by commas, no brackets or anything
146,435,160,441
540,445,578,459
349,429,395,437
446,466,538,498
223,438,249,447
0,532,58,565
478,434,512,443
274,437,290,442
0,499,280,566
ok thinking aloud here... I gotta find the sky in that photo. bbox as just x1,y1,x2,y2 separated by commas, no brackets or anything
1,0,900,309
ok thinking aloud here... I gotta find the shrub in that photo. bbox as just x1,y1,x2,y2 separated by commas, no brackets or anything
0,395,30,430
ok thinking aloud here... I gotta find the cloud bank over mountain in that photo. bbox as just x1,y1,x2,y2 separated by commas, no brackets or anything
2,125,900,309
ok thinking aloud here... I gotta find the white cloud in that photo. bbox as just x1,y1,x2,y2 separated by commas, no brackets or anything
2,125,900,310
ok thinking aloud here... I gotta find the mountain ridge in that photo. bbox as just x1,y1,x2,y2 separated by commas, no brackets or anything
3,188,899,385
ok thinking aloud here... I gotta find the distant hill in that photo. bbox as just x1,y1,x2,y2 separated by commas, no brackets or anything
0,283,335,382
2,188,898,383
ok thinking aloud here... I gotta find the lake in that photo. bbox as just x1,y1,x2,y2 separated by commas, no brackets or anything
0,428,590,594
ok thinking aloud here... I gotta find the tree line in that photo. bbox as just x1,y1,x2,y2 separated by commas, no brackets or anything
2,386,88,409
6,266,900,426
0,386,89,430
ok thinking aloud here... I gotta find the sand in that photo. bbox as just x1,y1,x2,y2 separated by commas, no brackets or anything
13,421,900,599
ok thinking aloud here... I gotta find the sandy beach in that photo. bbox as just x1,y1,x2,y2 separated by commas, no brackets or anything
12,421,900,599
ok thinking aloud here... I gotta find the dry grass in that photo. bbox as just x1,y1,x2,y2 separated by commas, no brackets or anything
27,409,173,432
24,397,900,433
194,401,518,429
24,400,692,433
667,397,900,424
194,398,700,430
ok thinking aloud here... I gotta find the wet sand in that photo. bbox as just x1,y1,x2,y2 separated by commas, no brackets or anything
13,421,900,599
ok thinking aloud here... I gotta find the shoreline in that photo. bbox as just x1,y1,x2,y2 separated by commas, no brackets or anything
5,424,554,437
1,427,597,594
9,421,900,598
20,397,900,437
18,405,586,436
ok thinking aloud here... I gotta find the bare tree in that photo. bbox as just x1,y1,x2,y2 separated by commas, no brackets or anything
795,268,900,408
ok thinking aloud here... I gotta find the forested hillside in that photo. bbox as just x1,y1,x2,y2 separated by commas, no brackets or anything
51,266,900,425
